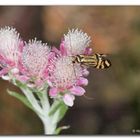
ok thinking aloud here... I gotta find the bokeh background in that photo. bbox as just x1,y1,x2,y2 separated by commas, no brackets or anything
0,6,140,135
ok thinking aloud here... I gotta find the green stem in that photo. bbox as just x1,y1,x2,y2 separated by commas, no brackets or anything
36,89,57,134
41,117,57,135
20,86,43,115
36,89,50,112
12,81,69,134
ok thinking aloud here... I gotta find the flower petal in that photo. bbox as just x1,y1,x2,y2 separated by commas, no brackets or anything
77,77,88,86
47,79,53,87
2,75,10,80
70,86,85,96
19,41,24,52
60,41,67,56
84,47,93,55
63,94,74,107
35,79,44,87
82,68,89,76
49,87,58,97
11,68,19,74
0,68,9,77
51,47,61,55
16,75,30,83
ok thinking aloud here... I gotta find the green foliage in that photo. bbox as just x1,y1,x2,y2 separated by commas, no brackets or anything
55,125,70,134
7,80,69,134
49,100,68,124
7,89,34,111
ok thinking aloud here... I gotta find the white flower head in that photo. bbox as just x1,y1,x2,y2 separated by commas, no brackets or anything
0,26,21,64
49,55,82,89
63,28,91,55
22,38,50,77
48,54,88,107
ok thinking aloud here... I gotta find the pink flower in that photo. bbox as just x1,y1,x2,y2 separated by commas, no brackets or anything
48,52,88,106
0,26,24,77
21,39,51,86
63,29,91,55
48,29,92,106
0,27,92,107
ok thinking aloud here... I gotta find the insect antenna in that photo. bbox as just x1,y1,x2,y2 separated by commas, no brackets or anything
83,94,95,100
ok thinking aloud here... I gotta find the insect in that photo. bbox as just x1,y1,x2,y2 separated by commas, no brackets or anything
68,32,111,100
72,53,111,69
68,32,111,69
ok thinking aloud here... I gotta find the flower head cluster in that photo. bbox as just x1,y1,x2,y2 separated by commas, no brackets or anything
0,26,24,79
21,39,50,78
0,27,92,106
48,54,88,106
47,28,91,106
0,26,21,63
62,28,91,55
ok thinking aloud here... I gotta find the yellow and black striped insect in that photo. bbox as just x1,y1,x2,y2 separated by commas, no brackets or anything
72,53,111,69
68,31,111,69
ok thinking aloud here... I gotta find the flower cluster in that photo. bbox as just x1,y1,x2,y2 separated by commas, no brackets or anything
0,27,92,107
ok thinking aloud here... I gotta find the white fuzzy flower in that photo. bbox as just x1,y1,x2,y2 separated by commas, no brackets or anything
63,28,91,55
48,54,88,106
49,55,82,89
22,39,50,78
0,26,21,64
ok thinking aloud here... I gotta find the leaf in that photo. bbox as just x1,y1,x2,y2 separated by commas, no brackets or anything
15,80,27,88
56,102,68,123
49,100,68,124
7,89,34,111
12,80,43,115
49,100,63,116
55,125,70,134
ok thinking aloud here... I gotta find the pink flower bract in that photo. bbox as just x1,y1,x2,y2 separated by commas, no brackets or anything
63,29,91,55
21,39,50,79
0,26,23,77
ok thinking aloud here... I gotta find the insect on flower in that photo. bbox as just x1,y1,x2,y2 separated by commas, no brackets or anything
48,29,111,106
48,53,87,106
64,29,111,70
72,53,111,69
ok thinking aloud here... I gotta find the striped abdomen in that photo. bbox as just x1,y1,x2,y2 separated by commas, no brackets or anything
73,54,111,69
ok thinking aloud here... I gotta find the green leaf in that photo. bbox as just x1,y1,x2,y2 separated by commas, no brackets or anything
56,102,68,123
49,100,63,116
15,80,27,88
7,89,34,111
49,100,68,124
55,125,70,134
12,80,43,115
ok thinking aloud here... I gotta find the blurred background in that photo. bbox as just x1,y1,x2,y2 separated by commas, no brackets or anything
0,6,140,135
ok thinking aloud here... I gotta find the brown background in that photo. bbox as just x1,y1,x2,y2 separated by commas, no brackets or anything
0,6,140,135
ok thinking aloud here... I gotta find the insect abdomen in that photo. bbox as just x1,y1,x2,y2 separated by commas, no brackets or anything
75,54,111,69
94,54,111,69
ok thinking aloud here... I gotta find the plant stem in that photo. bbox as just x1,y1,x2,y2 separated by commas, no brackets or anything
37,89,57,134
41,117,57,135
14,81,68,134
